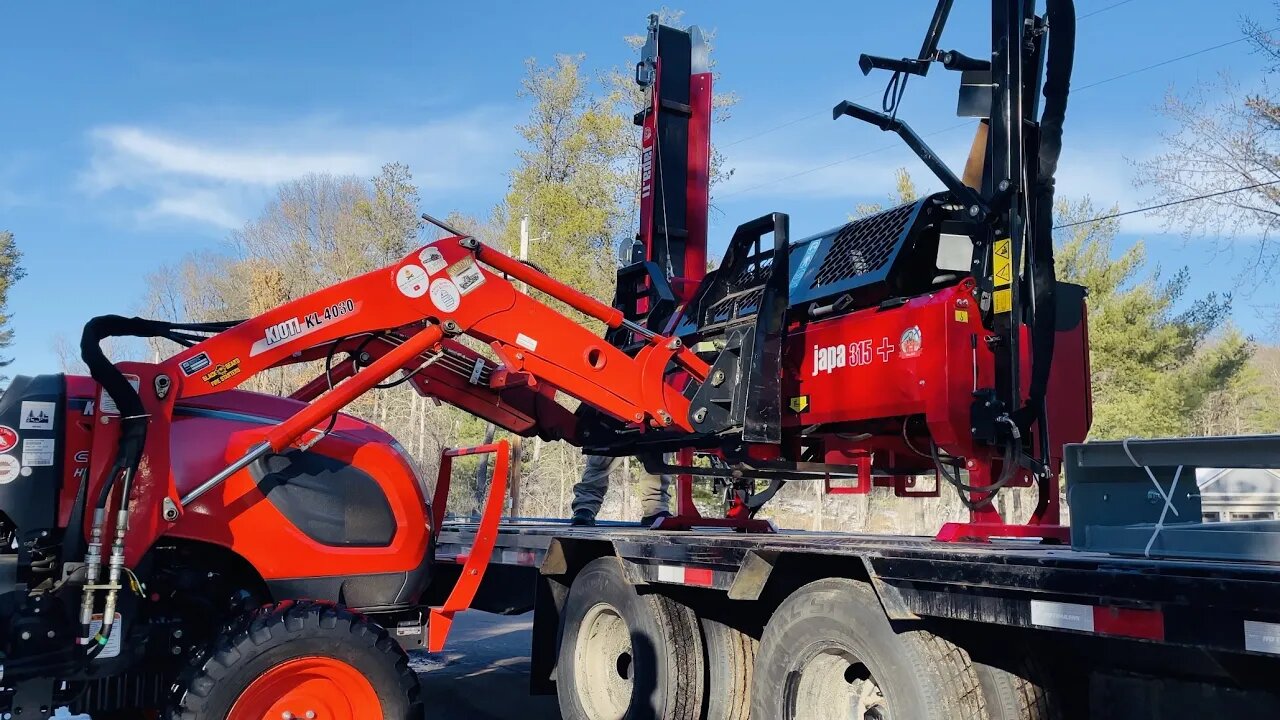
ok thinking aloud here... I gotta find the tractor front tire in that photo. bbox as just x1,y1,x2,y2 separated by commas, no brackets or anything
170,600,420,720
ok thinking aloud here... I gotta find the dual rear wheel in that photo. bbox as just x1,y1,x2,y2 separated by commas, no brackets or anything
557,565,1054,720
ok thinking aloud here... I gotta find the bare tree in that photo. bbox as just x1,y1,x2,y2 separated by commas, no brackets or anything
1134,7,1280,274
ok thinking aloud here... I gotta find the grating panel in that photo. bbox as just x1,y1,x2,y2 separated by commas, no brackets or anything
811,203,914,289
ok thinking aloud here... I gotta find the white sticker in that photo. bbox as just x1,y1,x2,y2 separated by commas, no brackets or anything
1244,620,1280,655
0,455,19,484
429,278,462,313
397,264,430,298
87,614,123,660
21,438,55,468
99,375,141,415
516,333,538,352
447,256,486,295
419,246,448,275
19,466,32,477
1030,600,1094,633
19,401,55,430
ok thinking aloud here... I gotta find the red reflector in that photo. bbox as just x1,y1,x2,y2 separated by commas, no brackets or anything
1093,606,1164,641
684,567,714,587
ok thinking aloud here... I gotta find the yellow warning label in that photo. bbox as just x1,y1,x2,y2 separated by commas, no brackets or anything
788,395,810,413
993,238,1012,287
993,288,1012,314
954,309,970,323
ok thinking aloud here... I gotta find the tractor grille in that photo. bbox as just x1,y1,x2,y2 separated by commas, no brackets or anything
811,203,914,289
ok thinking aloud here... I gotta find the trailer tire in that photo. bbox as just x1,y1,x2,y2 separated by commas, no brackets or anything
974,652,1057,720
168,600,420,720
701,617,756,720
752,577,983,720
556,557,704,720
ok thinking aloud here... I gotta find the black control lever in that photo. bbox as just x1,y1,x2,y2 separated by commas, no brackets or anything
833,100,988,217
938,49,991,72
858,54,930,77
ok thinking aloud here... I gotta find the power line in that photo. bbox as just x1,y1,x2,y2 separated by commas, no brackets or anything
1053,180,1280,229
1077,0,1137,21
719,25,1269,199
1074,25,1279,92
717,0,1140,151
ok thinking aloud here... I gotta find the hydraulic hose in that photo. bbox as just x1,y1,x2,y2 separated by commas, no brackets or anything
1017,0,1075,430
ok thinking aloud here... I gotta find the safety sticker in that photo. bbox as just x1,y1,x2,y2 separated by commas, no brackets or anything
397,264,430,298
0,425,17,453
0,455,19,484
429,278,462,313
419,246,448,275
954,309,969,323
992,238,1012,315
99,375,141,415
19,400,55,430
21,438,55,468
179,351,212,377
993,238,1012,285
993,288,1012,314
87,614,123,660
789,395,810,413
516,333,538,352
448,256,486,295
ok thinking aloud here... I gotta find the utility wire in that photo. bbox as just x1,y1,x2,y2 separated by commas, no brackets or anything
1053,180,1280,229
720,25,1270,199
1074,25,1280,92
1077,0,1137,21
716,0,1140,151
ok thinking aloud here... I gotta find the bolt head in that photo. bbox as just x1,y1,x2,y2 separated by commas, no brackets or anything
710,370,725,386
969,205,980,217
306,712,317,720
20,632,29,640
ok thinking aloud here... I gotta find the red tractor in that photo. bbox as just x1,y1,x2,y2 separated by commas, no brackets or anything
0,0,1086,716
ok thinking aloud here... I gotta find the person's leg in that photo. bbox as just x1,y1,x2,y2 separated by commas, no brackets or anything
571,454,618,521
636,453,673,521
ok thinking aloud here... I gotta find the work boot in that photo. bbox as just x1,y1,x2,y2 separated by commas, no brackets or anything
571,508,597,527
640,511,672,528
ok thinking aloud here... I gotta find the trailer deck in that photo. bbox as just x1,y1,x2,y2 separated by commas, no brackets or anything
436,519,1280,659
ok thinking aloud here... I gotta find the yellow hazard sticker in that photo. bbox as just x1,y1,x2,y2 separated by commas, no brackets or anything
788,395,810,413
954,309,970,323
993,288,1012,314
993,238,1012,287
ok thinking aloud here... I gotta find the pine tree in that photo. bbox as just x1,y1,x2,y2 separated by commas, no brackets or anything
0,231,26,388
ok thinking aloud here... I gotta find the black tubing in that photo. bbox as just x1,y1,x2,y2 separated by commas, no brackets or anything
1017,0,1075,430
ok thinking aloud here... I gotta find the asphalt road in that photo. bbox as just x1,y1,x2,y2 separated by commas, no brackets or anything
412,611,561,719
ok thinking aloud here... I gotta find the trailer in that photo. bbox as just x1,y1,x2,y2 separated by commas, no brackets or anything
431,438,1280,719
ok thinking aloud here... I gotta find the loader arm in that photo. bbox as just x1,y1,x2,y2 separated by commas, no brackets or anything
83,233,710,567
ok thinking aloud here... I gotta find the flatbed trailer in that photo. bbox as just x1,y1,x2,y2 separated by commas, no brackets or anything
432,518,1280,719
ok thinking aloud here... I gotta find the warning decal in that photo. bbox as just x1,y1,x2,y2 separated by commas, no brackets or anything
992,238,1012,314
788,396,810,413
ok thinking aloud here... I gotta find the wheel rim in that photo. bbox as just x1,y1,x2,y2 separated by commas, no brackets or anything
229,656,382,720
786,643,887,720
573,602,634,720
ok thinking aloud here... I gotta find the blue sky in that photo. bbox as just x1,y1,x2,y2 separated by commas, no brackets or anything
0,0,1274,379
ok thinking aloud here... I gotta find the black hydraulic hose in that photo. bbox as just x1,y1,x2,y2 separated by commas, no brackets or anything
1016,0,1075,431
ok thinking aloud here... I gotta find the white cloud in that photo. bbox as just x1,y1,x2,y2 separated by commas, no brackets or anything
81,109,517,230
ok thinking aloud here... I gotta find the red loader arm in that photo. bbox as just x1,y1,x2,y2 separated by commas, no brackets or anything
103,234,708,565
